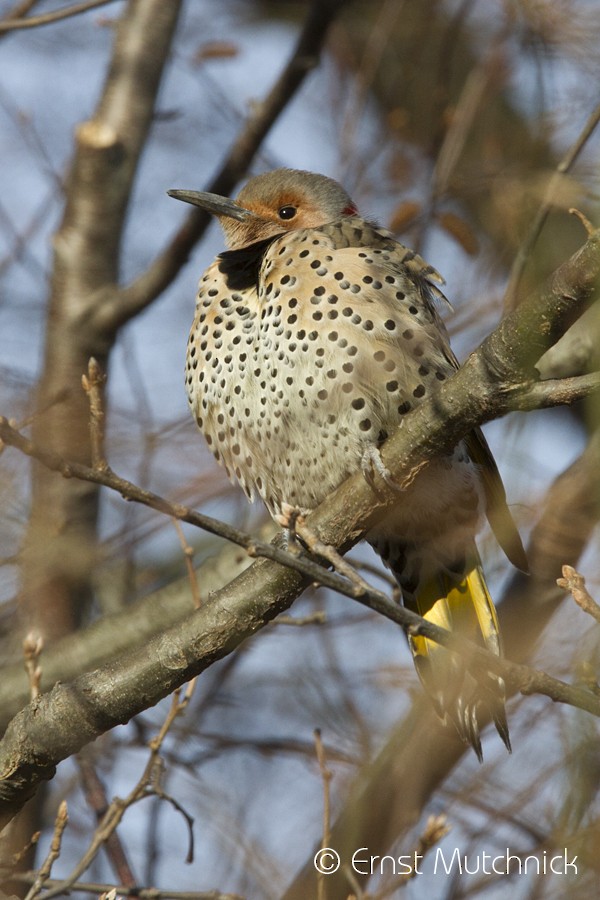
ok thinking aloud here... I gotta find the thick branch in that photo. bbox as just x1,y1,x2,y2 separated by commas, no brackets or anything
0,539,258,733
21,0,184,642
480,229,600,381
2,415,600,712
1,230,599,828
52,0,183,316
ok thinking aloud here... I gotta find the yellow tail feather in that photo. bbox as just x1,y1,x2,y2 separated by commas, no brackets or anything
408,557,509,759
409,562,501,662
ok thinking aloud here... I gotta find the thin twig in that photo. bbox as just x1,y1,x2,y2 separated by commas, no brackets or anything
348,557,397,589
23,801,68,900
3,875,241,900
22,632,43,700
432,43,505,198
39,689,195,900
339,0,407,173
369,815,450,898
76,752,137,889
557,565,600,625
570,207,595,236
314,729,333,900
0,0,115,33
107,0,348,328
294,514,370,595
0,1,39,27
0,416,378,600
410,24,507,254
172,519,202,609
274,612,327,627
504,101,600,310
10,831,41,866
82,357,108,471
0,388,69,455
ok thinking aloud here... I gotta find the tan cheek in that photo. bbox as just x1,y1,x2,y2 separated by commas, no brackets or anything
294,209,324,229
249,202,283,224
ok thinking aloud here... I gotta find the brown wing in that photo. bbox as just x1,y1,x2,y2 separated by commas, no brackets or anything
466,428,529,573
433,332,528,575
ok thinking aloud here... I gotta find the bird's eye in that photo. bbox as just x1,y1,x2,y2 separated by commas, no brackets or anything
278,205,297,220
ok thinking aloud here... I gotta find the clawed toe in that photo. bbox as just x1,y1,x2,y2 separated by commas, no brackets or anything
361,445,404,493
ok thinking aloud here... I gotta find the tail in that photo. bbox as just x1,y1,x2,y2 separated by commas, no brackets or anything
372,539,510,760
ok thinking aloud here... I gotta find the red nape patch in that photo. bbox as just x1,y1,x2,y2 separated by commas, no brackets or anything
343,205,358,216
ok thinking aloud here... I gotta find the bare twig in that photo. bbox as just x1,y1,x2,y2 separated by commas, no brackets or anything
509,372,600,411
504,101,600,310
172,519,202,609
339,0,407,172
23,801,68,900
557,565,600,625
0,0,115,33
411,814,450,870
82,357,107,471
369,815,450,898
10,830,41,866
570,207,595,236
76,753,137,889
106,0,349,329
275,612,327,627
0,415,370,596
39,689,194,900
22,632,43,701
348,557,397,589
314,729,333,900
432,44,506,199
4,875,242,900
0,2,39,28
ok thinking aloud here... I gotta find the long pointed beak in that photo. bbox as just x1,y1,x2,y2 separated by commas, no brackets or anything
167,189,255,222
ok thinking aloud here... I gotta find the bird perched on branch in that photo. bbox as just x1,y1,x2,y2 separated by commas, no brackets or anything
168,168,527,759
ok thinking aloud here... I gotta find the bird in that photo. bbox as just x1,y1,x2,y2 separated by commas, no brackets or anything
168,168,527,759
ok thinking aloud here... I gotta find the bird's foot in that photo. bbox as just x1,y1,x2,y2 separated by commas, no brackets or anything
274,502,311,554
274,501,306,531
361,445,405,493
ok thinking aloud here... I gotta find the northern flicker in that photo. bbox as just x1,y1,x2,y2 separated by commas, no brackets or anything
168,168,527,758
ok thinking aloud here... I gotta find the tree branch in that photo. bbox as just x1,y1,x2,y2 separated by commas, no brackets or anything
281,426,600,900
20,0,185,642
508,371,600,411
0,0,114,33
0,539,258,733
2,872,241,900
97,0,350,332
1,230,599,827
2,414,600,711
504,102,600,310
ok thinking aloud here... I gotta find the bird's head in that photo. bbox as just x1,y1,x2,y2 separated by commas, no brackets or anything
168,168,358,249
